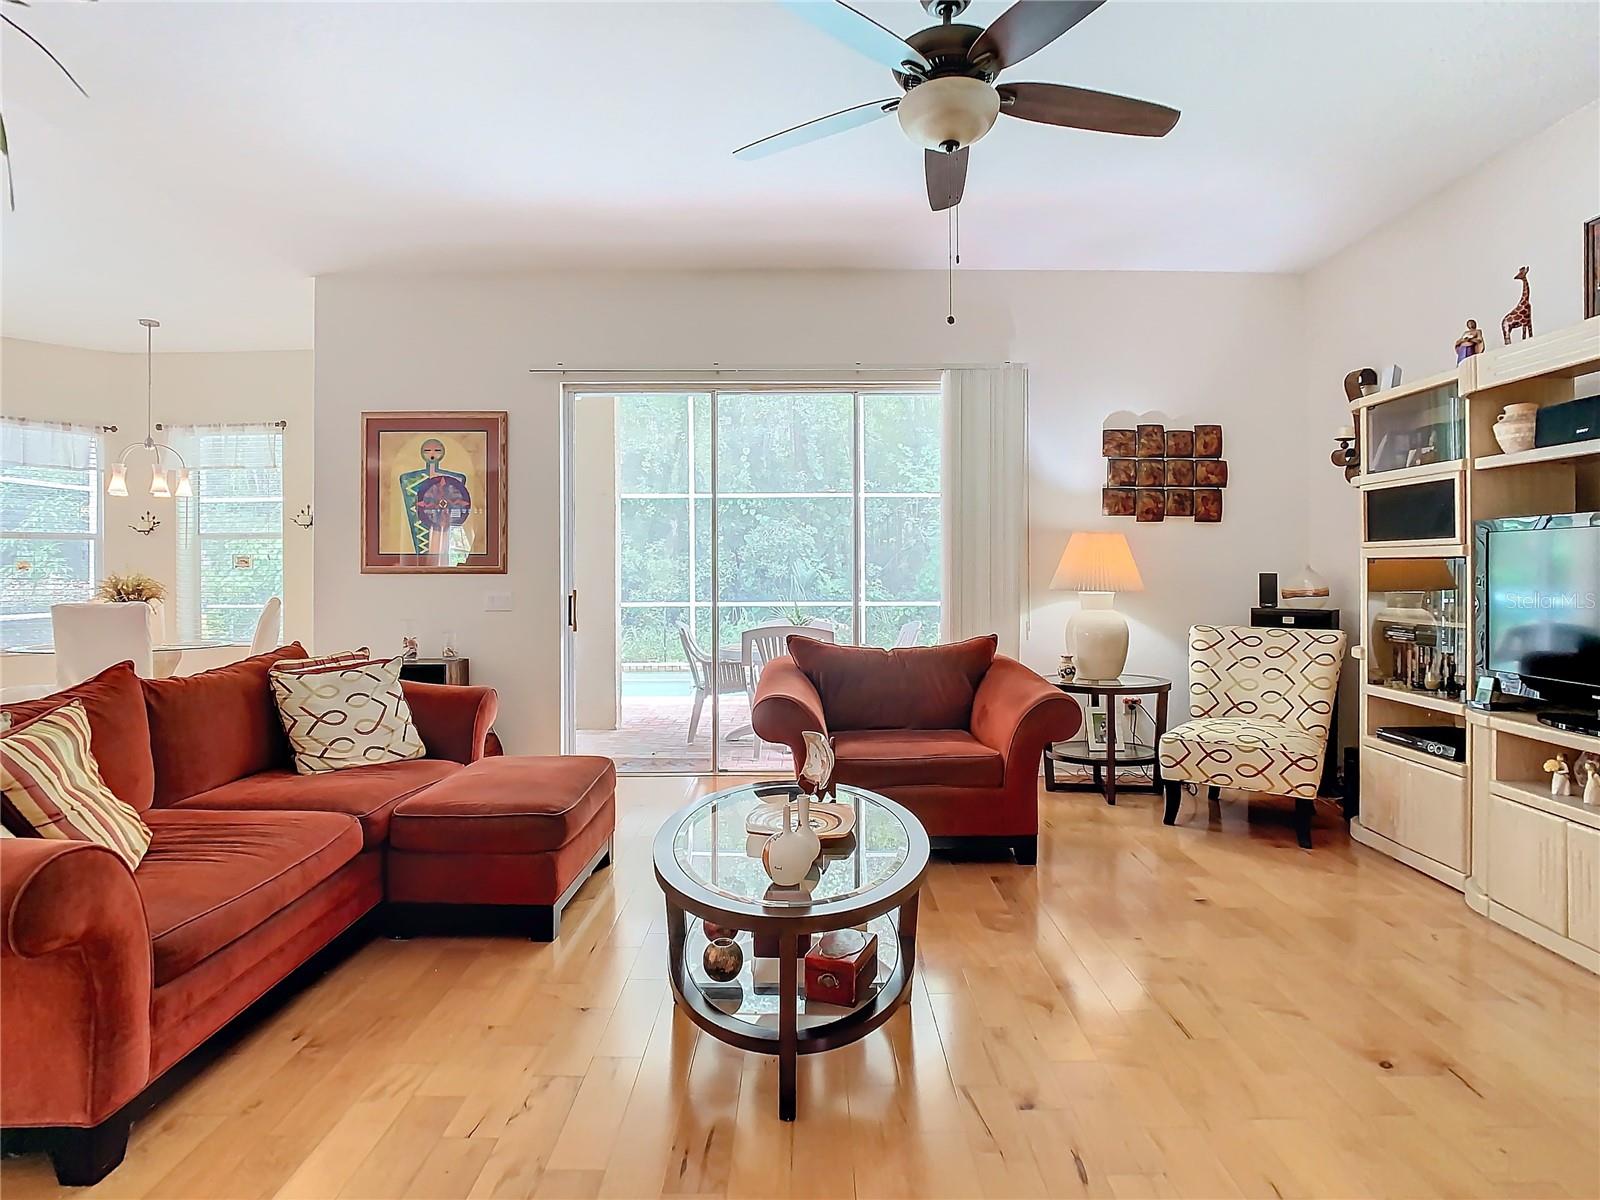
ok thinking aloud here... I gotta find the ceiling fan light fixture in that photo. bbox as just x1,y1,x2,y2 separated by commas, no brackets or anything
896,76,999,152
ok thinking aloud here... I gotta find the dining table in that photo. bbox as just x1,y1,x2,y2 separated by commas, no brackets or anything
7,640,239,679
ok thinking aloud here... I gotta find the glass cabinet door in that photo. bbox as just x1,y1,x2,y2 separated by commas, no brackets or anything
1365,381,1462,475
1365,557,1467,696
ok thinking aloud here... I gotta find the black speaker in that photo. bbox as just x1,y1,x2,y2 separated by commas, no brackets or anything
1258,572,1278,608
1535,393,1598,448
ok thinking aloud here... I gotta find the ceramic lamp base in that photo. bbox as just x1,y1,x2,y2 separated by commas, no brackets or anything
1068,594,1129,682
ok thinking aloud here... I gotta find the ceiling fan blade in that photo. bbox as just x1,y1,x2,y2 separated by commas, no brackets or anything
925,147,968,211
734,97,899,159
999,82,1179,136
969,1,1104,72
780,0,932,74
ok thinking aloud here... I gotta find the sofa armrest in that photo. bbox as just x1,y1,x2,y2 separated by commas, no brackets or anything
403,682,499,765
970,656,1081,781
1,839,152,1127
751,656,827,769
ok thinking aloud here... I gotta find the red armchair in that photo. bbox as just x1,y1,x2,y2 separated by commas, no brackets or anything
751,635,1080,863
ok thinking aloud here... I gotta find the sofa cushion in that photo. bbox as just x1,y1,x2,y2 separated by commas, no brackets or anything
142,643,307,806
1158,717,1326,800
269,655,426,775
170,758,461,849
787,635,998,732
2,661,155,811
1,701,152,869
390,755,615,855
830,729,1004,789
137,808,362,986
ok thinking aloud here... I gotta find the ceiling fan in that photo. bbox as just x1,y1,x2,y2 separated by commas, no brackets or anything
735,0,1180,211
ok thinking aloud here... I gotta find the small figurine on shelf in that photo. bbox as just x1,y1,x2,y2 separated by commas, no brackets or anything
1545,754,1574,798
1455,320,1485,363
1584,761,1600,808
441,629,458,660
1501,266,1533,344
401,635,420,661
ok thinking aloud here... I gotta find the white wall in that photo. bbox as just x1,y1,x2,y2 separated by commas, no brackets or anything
315,269,1308,753
0,337,315,683
1301,101,1600,737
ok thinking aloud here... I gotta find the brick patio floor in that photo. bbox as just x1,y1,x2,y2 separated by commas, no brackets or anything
575,693,795,774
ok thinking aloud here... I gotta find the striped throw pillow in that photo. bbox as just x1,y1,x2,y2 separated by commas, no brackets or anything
270,655,425,775
0,701,152,869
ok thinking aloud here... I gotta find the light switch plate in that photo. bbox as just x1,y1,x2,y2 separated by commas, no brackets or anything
484,592,513,612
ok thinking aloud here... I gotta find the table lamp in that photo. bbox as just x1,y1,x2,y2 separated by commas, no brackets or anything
1050,532,1144,682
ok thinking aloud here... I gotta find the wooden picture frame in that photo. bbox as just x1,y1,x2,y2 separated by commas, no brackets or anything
1586,216,1600,320
361,411,508,573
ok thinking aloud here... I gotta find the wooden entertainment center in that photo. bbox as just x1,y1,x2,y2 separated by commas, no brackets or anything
1350,316,1600,972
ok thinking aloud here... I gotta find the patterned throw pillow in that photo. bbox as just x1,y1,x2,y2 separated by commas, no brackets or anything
270,655,426,774
0,701,152,869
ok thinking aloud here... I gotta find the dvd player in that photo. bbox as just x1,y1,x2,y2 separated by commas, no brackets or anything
1374,725,1466,763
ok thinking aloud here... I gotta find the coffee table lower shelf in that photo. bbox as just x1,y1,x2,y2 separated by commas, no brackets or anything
662,899,919,1120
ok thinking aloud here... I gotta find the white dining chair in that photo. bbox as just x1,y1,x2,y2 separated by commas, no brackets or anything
736,623,836,757
51,603,155,687
250,597,283,654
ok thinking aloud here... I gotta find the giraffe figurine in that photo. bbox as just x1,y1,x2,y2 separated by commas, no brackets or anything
1501,265,1533,344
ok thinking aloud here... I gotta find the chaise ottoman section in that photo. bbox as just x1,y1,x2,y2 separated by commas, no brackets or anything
385,755,615,940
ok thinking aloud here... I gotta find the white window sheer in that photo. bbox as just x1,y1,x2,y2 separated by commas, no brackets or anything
0,417,104,650
167,424,283,643
940,366,1028,657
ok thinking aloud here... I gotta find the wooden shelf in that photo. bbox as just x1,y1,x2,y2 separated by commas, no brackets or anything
1349,367,1461,412
1361,735,1465,777
1489,710,1600,755
1473,440,1599,471
1362,540,1465,558
1366,684,1466,715
1463,316,1600,393
1489,779,1600,831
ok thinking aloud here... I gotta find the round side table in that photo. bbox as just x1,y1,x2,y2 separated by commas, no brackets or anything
1043,673,1173,806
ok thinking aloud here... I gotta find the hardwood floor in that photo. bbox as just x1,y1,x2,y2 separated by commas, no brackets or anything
5,778,1598,1199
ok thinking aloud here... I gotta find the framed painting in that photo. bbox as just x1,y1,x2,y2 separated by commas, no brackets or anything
1586,216,1600,320
361,411,508,573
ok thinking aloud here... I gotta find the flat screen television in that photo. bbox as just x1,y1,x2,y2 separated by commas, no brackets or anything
1475,512,1600,734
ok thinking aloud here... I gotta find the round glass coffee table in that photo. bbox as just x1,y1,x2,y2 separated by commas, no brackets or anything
653,780,929,1120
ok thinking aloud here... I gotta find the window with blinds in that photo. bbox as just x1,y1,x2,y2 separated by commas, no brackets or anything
0,418,104,650
170,425,284,643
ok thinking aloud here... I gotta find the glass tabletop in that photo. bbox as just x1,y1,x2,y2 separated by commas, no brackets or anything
670,781,913,910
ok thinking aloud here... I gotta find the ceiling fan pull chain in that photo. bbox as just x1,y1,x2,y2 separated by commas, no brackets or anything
946,206,956,325
955,203,960,265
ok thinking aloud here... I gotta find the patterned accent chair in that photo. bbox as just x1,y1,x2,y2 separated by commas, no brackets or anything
1158,624,1346,848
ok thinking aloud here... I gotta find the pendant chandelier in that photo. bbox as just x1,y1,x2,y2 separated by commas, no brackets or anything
107,318,190,498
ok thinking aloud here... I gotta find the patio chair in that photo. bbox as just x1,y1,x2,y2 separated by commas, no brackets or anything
894,620,924,647
737,624,835,757
678,622,748,744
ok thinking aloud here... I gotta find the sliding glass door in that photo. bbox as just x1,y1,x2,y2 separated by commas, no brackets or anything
566,384,941,774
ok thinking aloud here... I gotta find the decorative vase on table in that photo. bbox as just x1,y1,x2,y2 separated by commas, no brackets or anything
702,937,743,983
761,732,827,888
1281,565,1330,610
1493,403,1539,454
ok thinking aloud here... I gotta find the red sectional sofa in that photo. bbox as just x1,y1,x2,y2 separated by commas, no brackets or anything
0,646,613,1185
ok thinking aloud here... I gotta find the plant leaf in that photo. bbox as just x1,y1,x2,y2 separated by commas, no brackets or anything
2,14,88,95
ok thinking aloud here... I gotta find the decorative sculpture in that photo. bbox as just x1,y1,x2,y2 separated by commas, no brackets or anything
1501,266,1533,344
1584,761,1600,808
1455,320,1485,363
798,730,837,799
1545,753,1574,798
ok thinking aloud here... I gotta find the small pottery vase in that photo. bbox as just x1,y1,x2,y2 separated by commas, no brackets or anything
762,793,821,887
702,921,739,942
1492,402,1539,454
702,937,743,983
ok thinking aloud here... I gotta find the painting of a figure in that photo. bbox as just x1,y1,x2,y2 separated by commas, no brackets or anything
362,412,507,573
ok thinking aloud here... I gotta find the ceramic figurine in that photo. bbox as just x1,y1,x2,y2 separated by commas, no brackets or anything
1501,266,1533,344
401,635,420,661
1545,754,1574,798
441,630,458,659
798,730,836,799
702,937,743,983
1584,761,1600,807
1455,320,1485,363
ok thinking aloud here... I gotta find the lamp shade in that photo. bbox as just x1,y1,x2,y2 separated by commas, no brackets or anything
1050,532,1144,593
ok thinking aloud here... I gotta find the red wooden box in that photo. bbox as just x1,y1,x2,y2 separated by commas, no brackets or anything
804,929,878,1007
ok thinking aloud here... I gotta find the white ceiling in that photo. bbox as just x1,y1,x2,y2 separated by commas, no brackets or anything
1,1,1595,352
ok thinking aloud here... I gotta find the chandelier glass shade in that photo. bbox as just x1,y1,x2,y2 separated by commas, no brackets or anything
896,76,1000,152
107,319,191,499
